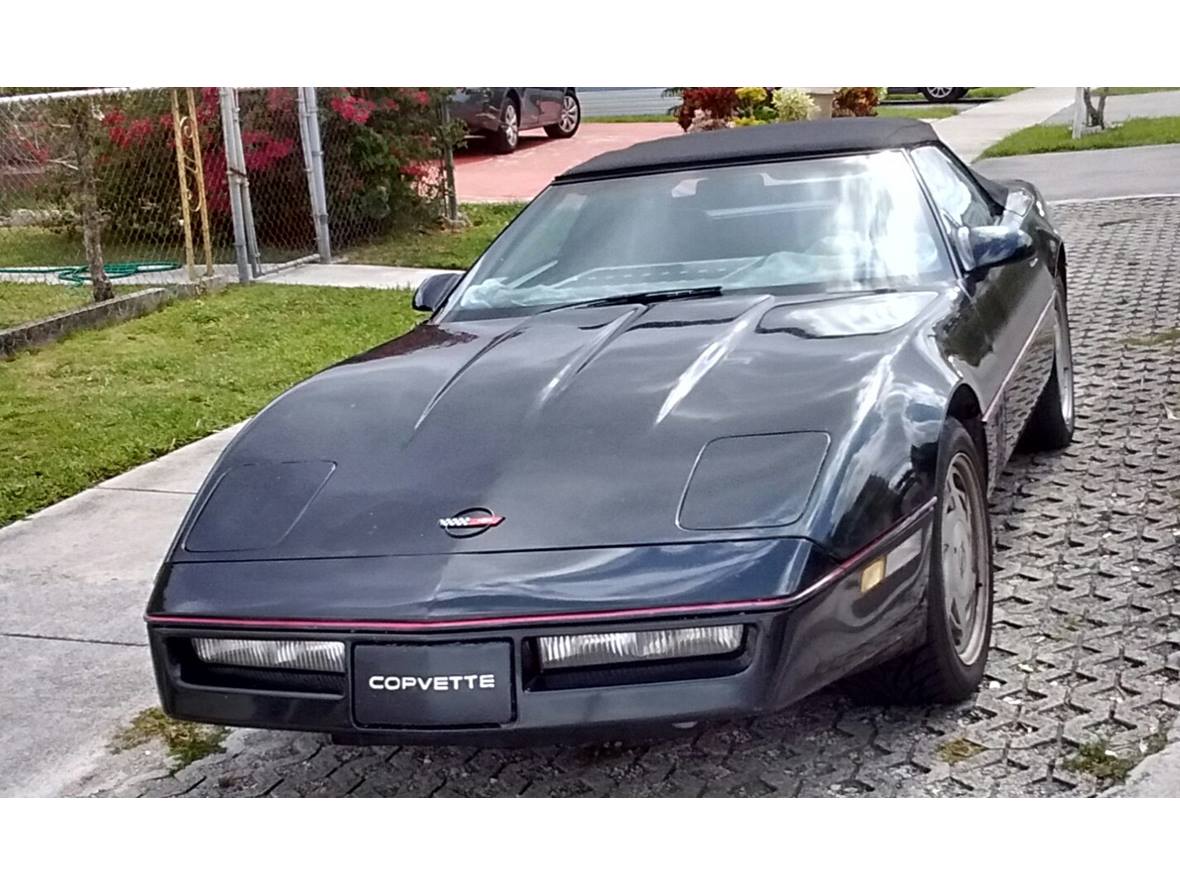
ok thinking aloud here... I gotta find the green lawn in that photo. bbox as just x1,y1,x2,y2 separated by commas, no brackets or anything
346,203,525,269
0,226,184,267
0,282,93,328
1099,87,1180,96
883,87,1025,103
965,87,1025,100
0,283,420,526
875,105,960,120
979,115,1180,159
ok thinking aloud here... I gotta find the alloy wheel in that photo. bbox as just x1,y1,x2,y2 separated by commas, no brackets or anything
558,95,579,133
502,103,519,149
940,452,989,666
924,87,955,100
1054,290,1074,428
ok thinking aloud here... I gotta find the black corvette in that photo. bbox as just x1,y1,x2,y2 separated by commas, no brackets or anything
147,118,1073,745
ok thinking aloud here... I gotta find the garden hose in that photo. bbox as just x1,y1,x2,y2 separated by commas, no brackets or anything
0,261,182,286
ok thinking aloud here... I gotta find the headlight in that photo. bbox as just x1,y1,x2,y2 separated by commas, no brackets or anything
192,638,345,673
537,625,743,670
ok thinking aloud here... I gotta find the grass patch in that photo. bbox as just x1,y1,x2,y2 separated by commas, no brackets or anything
884,88,1024,102
0,281,142,329
346,203,525,270
1062,739,1139,784
966,87,1025,100
585,113,676,123
936,737,985,764
1100,87,1180,96
876,105,960,120
0,226,184,267
111,707,227,771
0,282,419,526
0,282,92,328
1124,327,1180,347
979,116,1180,159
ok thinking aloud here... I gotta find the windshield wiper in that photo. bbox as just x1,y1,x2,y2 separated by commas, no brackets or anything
563,286,725,310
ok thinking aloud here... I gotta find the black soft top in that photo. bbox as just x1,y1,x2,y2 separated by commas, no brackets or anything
556,117,940,182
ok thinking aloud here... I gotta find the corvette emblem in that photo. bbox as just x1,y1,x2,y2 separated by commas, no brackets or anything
439,508,505,538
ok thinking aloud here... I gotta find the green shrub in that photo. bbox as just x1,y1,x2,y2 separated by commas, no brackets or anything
772,88,817,122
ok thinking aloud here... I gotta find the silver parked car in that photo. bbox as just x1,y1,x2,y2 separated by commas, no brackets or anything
449,88,581,153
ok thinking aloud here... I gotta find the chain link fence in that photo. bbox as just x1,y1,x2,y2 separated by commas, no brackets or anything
0,86,459,330
0,88,218,327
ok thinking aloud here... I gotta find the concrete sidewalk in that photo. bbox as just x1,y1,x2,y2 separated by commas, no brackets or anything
4,262,444,291
934,87,1076,161
0,425,241,796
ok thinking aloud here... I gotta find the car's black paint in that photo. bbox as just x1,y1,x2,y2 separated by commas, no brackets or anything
148,127,1066,743
412,271,462,312
150,513,931,744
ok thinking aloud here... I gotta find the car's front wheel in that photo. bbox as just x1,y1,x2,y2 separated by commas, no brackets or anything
490,97,520,154
1020,280,1075,451
544,92,581,139
920,87,968,103
848,418,994,704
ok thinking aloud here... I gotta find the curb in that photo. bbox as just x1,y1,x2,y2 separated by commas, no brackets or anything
0,274,228,359
1106,717,1180,798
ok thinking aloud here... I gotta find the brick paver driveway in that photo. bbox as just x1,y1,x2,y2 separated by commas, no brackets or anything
77,198,1180,798
455,122,680,202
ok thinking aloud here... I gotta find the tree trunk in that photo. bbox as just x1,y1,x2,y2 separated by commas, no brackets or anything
70,99,113,302
1084,88,1107,128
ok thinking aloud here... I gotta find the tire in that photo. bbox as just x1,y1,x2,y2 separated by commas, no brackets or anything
490,96,520,154
544,92,581,139
846,418,994,704
920,87,968,103
1020,281,1075,451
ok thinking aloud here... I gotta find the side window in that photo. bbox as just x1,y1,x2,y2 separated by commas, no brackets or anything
911,145,996,230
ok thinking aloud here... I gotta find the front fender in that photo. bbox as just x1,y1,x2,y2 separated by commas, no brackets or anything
801,307,971,561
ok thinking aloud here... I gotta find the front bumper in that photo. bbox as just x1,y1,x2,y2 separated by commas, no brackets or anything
147,507,934,746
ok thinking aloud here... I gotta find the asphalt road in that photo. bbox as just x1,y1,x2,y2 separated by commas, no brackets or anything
974,144,1180,201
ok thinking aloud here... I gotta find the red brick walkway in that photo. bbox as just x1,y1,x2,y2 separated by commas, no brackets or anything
454,122,681,203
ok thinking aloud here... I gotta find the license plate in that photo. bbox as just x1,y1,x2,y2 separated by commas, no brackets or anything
353,642,513,727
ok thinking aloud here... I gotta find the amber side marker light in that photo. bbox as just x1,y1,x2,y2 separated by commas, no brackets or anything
860,557,887,594
860,531,924,594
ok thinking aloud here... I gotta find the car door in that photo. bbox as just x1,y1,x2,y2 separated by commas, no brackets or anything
910,145,1056,465
526,88,564,127
519,89,544,129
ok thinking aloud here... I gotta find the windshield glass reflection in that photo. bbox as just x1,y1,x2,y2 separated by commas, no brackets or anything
446,151,950,318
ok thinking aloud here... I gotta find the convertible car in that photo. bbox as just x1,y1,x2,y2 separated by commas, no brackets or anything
147,118,1073,745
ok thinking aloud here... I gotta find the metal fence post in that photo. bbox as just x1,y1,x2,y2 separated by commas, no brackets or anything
219,87,252,282
297,87,331,262
440,101,459,223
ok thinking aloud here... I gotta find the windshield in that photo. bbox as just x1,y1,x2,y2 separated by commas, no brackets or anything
444,151,950,318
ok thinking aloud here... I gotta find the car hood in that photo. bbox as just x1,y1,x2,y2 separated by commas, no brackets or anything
175,290,944,561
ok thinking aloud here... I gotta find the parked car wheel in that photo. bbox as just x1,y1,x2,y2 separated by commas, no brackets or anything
920,87,969,103
544,92,581,139
1020,278,1075,450
847,418,994,704
490,96,520,154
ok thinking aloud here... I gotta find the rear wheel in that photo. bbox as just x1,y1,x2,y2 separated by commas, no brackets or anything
1020,281,1075,451
490,97,520,154
847,418,994,704
920,87,968,103
545,92,581,138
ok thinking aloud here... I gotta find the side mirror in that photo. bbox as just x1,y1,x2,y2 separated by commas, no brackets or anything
960,225,1034,272
412,272,463,313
